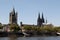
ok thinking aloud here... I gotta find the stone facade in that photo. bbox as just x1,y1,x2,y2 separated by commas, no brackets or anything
9,8,17,24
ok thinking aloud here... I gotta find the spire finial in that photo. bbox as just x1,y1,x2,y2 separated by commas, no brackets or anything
13,7,15,12
12,7,15,14
42,12,43,17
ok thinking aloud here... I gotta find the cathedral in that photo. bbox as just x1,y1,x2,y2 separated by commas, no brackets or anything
37,12,45,26
20,12,45,27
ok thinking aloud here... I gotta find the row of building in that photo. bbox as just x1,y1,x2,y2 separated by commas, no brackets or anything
0,8,52,32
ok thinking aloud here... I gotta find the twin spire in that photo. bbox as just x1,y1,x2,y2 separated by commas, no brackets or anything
37,12,45,26
38,12,45,23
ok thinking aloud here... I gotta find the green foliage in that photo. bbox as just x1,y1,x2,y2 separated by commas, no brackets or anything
23,25,60,33
23,26,32,30
53,27,60,32
43,26,53,32
10,24,20,32
0,23,3,29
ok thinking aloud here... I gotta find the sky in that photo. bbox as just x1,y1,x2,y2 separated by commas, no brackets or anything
0,0,60,26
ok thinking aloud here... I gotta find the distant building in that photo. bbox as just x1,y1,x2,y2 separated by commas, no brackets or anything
20,12,45,27
1,8,18,32
0,8,52,32
9,8,17,24
37,12,45,26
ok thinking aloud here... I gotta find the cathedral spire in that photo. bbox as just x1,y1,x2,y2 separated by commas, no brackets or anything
38,12,40,20
42,12,45,23
37,12,42,26
12,7,15,14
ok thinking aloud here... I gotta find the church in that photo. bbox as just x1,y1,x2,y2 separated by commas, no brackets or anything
9,8,17,24
20,12,45,27
37,12,45,26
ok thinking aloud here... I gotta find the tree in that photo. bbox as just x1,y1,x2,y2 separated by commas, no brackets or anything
23,25,32,30
53,27,60,32
0,23,3,29
10,24,20,32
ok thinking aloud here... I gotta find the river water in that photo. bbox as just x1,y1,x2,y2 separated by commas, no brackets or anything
0,36,60,40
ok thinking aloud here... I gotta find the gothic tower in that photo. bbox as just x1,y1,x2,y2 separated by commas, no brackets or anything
37,12,45,26
42,12,45,23
9,8,17,24
37,12,42,26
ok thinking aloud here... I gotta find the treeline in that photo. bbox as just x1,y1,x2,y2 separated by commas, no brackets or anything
23,25,60,33
0,23,60,33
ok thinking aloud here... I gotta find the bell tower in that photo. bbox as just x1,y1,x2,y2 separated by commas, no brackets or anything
9,8,17,24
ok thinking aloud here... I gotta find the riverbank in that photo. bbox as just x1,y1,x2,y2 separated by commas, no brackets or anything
0,32,24,37
0,31,59,37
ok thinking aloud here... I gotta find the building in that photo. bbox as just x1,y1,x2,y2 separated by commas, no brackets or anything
37,12,45,26
0,8,52,32
20,12,45,27
9,8,17,24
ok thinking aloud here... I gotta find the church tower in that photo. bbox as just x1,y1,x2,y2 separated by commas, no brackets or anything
9,8,17,24
42,12,45,23
37,12,42,26
37,12,45,27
